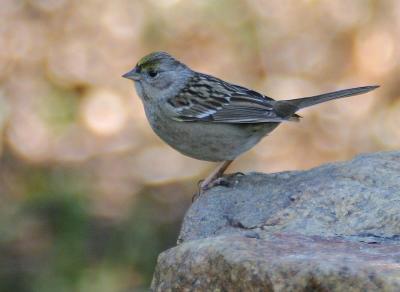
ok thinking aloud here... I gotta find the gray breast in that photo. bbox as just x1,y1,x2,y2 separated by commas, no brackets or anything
144,103,279,162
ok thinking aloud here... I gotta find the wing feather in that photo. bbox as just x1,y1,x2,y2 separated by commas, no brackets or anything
168,73,294,123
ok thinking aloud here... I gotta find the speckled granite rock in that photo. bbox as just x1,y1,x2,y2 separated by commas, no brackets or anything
152,234,400,291
151,151,400,291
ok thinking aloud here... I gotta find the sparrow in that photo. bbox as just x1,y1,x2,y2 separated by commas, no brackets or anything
123,51,378,195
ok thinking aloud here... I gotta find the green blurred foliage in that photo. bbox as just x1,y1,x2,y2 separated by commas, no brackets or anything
0,153,187,291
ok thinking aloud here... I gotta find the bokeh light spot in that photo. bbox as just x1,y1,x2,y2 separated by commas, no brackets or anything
80,89,127,136
354,29,397,76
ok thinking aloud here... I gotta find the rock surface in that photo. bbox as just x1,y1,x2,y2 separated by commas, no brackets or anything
151,151,400,291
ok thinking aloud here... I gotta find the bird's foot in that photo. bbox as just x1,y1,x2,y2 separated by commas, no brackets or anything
192,180,205,202
211,172,245,188
192,172,245,202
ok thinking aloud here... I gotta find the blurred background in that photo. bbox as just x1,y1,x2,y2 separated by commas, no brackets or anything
0,0,399,291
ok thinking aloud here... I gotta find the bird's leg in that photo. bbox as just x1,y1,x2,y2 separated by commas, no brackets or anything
191,160,234,202
200,160,233,191
192,160,244,202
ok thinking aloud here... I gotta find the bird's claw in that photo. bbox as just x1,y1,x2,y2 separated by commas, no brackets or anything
211,172,244,188
192,172,245,202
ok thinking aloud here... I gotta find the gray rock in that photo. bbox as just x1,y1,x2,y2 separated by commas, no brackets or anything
152,151,400,291
152,234,400,291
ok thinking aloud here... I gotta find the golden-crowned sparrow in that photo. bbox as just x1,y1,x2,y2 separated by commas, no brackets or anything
123,51,378,193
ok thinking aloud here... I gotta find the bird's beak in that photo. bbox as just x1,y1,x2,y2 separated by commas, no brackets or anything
122,67,141,81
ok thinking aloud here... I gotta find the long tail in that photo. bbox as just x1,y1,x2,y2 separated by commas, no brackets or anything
286,85,379,110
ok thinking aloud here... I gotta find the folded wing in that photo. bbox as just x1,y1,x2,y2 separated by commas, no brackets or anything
167,73,296,123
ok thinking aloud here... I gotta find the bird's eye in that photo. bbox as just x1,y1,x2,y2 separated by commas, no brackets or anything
148,70,158,78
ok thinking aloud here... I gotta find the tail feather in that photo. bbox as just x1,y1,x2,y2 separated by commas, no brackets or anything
286,85,379,110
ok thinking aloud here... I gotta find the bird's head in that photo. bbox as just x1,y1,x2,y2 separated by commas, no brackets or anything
123,51,192,102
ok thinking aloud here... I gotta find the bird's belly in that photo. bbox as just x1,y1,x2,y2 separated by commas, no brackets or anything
145,107,279,162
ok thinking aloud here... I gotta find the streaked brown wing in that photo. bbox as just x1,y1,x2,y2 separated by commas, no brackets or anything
168,73,295,123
